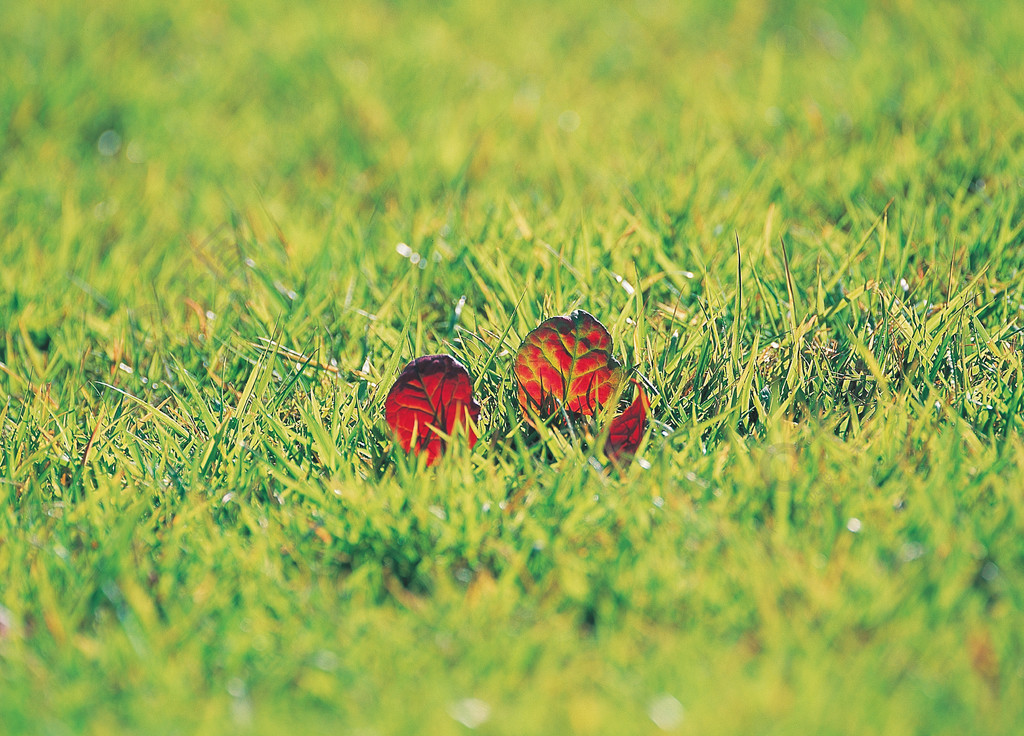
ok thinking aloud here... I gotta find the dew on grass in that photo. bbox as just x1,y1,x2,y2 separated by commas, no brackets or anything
558,109,581,132
899,542,924,562
228,678,252,726
684,471,708,489
447,698,491,729
0,604,12,640
274,281,297,300
396,243,412,258
94,199,120,219
846,517,862,533
981,561,1000,581
346,59,368,83
97,129,121,157
611,272,635,295
313,650,339,671
125,140,144,163
648,694,684,730
428,505,447,521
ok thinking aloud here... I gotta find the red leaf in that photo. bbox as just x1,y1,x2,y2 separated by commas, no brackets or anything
514,309,623,422
605,383,648,465
384,354,480,466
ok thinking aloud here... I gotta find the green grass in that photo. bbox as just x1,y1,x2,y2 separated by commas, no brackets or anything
2,0,1024,733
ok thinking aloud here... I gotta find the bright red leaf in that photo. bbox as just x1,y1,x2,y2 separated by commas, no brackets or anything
384,354,480,466
514,309,623,422
604,383,649,466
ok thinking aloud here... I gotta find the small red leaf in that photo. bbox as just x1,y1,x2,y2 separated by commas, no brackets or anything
605,383,648,465
384,354,480,466
514,309,623,422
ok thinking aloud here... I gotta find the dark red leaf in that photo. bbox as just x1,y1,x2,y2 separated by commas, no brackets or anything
605,383,648,465
514,309,623,422
384,354,480,466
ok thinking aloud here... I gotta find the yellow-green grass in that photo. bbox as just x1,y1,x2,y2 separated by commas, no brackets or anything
2,0,1023,733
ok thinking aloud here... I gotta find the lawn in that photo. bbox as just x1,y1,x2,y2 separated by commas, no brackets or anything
2,0,1024,734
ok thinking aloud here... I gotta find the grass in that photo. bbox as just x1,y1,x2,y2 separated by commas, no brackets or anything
2,0,1024,733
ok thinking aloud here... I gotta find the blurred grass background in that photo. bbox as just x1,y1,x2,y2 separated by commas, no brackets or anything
2,0,1024,734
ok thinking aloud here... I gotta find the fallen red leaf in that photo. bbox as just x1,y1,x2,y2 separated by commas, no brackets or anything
514,309,623,423
384,354,480,466
605,383,649,466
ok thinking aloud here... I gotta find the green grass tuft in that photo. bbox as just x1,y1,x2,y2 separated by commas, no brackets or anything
2,0,1023,734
